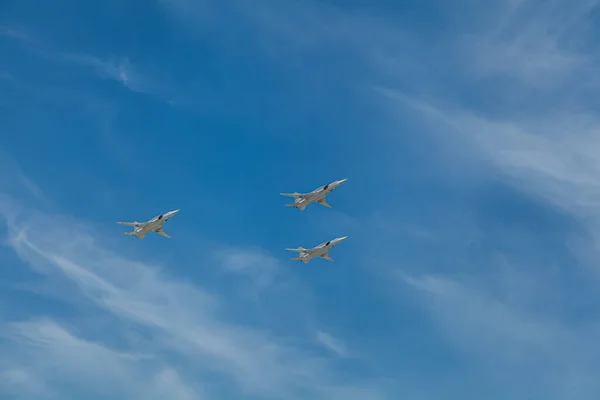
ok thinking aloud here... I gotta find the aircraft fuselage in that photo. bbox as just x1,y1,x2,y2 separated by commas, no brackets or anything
286,179,347,210
122,209,179,239
291,236,347,263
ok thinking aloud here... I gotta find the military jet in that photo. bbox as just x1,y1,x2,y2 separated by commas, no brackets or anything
280,178,347,210
286,236,347,264
116,209,180,240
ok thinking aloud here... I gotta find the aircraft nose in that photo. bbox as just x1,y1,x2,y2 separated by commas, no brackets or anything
338,236,348,242
170,209,180,215
337,178,348,185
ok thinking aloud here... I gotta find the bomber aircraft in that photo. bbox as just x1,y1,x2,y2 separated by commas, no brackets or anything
116,209,180,240
286,236,347,264
280,178,347,210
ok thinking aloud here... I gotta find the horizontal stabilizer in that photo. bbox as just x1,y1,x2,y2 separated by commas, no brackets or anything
280,192,302,198
116,221,139,227
124,231,144,240
285,203,307,210
291,257,310,263
285,247,306,253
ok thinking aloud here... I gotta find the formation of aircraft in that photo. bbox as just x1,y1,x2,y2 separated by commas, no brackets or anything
117,178,348,264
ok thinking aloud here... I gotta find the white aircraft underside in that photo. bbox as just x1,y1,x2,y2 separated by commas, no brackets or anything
280,178,347,210
117,209,180,240
286,236,347,263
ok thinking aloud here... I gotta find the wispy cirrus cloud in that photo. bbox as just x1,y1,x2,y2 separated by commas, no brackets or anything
0,151,46,203
377,87,600,225
0,25,35,45
1,25,151,94
0,366,51,399
159,0,600,99
315,331,348,358
213,245,280,286
0,172,389,399
460,0,600,88
401,271,600,400
360,2,600,400
158,0,423,75
55,53,147,93
1,318,201,400
367,0,600,236
4,1,600,399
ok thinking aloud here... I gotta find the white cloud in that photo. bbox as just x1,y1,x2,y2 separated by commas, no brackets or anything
7,1,599,398
390,0,600,90
159,0,419,73
373,11,600,394
57,54,147,93
377,88,600,224
151,368,200,400
0,190,384,399
0,26,35,45
159,0,599,94
463,0,598,87
367,3,600,399
0,151,45,202
213,245,280,286
315,331,347,357
1,25,149,93
0,318,201,400
0,367,51,398
401,272,600,400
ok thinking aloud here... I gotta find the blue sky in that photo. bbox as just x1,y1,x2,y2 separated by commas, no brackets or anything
2,0,600,398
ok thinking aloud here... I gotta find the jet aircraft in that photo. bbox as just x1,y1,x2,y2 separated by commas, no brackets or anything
280,179,347,210
286,236,347,263
116,209,180,240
